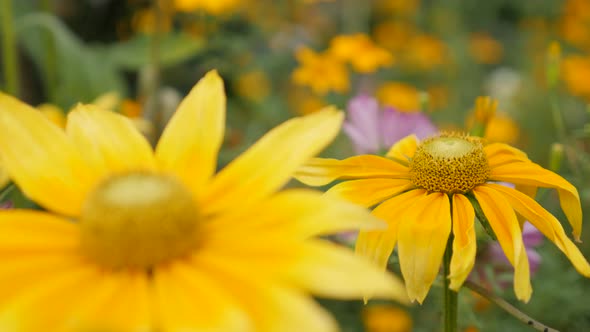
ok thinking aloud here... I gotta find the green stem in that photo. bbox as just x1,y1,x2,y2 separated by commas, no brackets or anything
443,235,457,332
464,281,560,332
0,0,19,96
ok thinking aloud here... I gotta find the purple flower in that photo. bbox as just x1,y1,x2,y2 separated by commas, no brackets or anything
343,95,437,154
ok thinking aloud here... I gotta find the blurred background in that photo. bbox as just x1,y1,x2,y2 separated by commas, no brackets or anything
1,0,590,331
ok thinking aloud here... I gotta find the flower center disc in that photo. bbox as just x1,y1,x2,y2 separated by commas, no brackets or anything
80,173,200,269
409,134,490,194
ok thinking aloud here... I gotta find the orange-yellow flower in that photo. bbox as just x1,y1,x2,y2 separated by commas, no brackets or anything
296,133,590,303
469,32,503,64
173,0,242,14
376,82,422,112
0,71,407,331
292,47,349,95
329,34,394,73
561,55,590,99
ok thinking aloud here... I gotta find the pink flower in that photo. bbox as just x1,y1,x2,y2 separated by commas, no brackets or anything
343,95,437,154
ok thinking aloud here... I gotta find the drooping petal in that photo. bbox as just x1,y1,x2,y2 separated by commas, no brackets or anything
397,192,452,303
486,183,590,277
192,253,338,332
473,185,532,302
355,189,425,301
0,93,98,217
485,143,529,168
153,261,250,332
67,104,156,176
202,189,387,241
326,178,413,207
384,134,418,163
449,194,476,290
295,155,409,187
156,70,226,199
490,161,582,241
202,108,343,214
0,263,106,331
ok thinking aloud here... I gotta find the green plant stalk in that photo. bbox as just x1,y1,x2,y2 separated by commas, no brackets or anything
443,235,457,332
0,0,19,96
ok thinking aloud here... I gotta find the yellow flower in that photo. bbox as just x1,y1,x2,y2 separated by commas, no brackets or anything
329,34,394,73
296,133,590,303
173,0,242,14
234,70,271,102
292,47,350,95
0,159,7,189
561,55,590,99
404,34,447,71
376,82,422,112
468,32,503,64
37,103,67,128
0,71,407,331
362,305,412,332
373,20,416,54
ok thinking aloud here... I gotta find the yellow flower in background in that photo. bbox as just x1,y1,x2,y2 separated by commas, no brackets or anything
292,47,349,95
0,71,407,331
173,0,242,14
234,70,271,102
288,87,328,115
374,0,420,17
561,55,590,99
362,305,412,332
484,113,520,145
404,34,447,71
376,82,422,112
373,20,416,54
469,32,504,64
329,34,394,73
296,133,590,303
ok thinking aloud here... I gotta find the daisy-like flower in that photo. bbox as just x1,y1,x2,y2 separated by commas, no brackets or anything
296,133,590,303
0,71,407,331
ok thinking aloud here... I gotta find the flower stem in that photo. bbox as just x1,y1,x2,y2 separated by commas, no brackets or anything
443,236,457,332
0,0,20,96
464,280,560,332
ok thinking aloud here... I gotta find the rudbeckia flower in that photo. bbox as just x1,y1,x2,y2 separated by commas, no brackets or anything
296,133,590,303
0,71,407,331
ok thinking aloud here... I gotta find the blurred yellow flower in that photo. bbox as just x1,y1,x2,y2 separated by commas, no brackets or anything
561,55,590,99
559,0,590,50
329,34,394,73
373,20,416,54
469,32,503,64
484,113,520,145
374,0,420,17
0,71,407,331
234,70,271,102
376,82,422,112
288,87,327,115
131,7,172,35
404,34,448,71
362,305,412,332
292,47,349,95
173,0,242,14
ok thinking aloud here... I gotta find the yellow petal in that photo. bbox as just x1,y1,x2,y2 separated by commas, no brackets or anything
156,70,226,199
449,194,476,290
397,192,451,303
490,161,582,241
0,263,103,331
295,155,409,187
385,134,418,163
0,93,98,217
326,178,413,207
202,107,344,215
192,253,338,332
355,189,425,302
0,158,9,189
473,185,532,302
277,240,408,303
0,210,79,251
87,272,152,331
67,104,156,176
202,189,387,241
484,142,529,168
153,261,250,332
486,183,590,277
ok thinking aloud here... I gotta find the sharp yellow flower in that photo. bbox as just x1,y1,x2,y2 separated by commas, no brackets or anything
296,133,590,303
0,71,407,331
